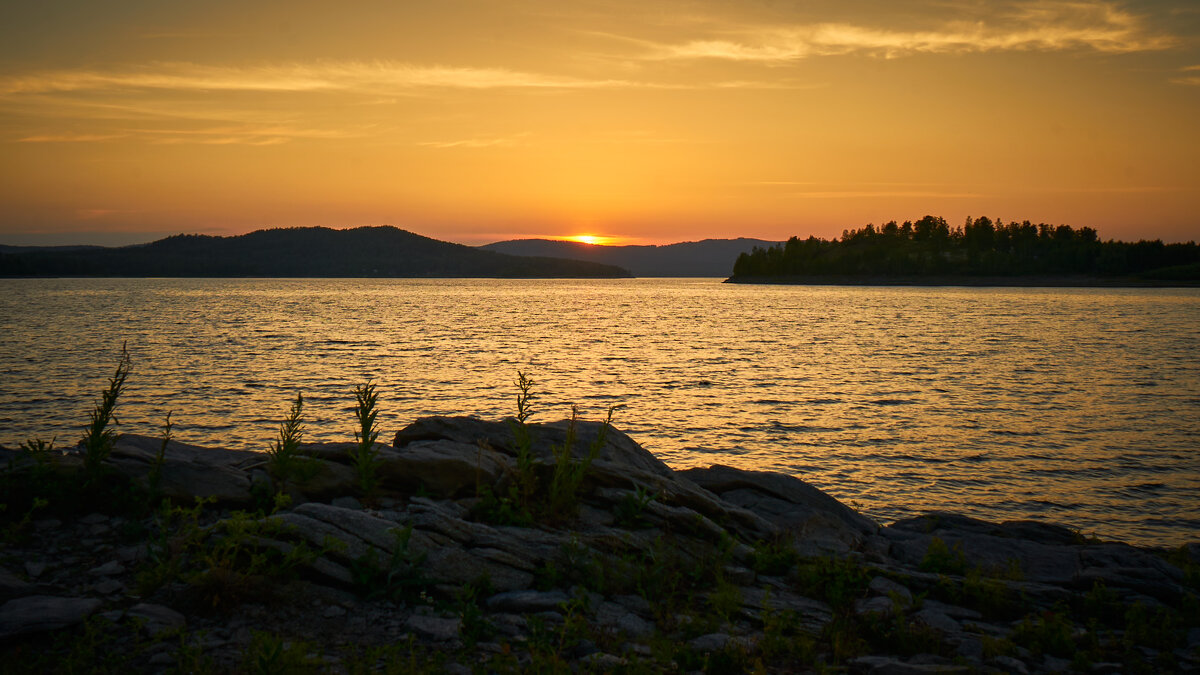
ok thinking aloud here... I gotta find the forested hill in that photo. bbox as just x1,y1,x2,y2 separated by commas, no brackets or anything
481,237,780,277
0,226,631,278
729,216,1200,284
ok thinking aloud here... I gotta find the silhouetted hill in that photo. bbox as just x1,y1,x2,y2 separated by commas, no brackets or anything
0,226,631,278
479,238,781,277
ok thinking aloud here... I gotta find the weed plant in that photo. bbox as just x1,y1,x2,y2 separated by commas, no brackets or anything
147,411,172,499
267,392,306,493
81,342,131,481
350,380,382,498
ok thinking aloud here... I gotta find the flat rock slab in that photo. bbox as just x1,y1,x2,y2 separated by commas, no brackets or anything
0,595,102,639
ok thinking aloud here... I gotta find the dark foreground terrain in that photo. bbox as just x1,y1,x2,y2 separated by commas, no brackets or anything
2,417,1198,673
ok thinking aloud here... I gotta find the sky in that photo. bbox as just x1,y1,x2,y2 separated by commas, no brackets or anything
1,0,1198,246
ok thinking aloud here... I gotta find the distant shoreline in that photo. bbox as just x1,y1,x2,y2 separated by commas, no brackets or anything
724,274,1200,288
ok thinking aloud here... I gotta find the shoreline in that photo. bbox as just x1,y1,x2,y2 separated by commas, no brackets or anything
724,274,1200,288
3,416,1197,672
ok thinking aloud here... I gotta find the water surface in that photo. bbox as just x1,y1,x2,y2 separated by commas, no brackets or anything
1,278,1197,545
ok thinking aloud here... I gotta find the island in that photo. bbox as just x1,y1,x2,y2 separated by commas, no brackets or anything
728,216,1200,286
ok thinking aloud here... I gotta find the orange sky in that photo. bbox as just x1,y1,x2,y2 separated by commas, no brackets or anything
1,1,1198,246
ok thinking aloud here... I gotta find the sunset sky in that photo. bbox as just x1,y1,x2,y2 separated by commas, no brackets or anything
1,1,1198,246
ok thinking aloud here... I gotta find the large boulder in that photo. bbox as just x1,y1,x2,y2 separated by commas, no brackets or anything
107,434,259,505
679,464,877,554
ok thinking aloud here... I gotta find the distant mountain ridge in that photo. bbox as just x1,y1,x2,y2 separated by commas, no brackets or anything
0,226,630,278
480,238,782,277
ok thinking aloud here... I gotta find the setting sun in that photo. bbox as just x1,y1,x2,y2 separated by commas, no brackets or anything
564,235,611,246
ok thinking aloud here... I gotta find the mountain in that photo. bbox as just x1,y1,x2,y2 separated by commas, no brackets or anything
0,226,630,278
479,238,782,277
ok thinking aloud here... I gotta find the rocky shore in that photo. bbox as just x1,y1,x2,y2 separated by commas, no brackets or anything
2,416,1198,673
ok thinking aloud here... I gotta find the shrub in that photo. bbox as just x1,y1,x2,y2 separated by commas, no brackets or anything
349,381,382,498
81,342,131,481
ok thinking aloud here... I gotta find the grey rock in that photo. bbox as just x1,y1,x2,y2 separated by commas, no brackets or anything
688,633,731,652
849,655,970,674
679,464,877,537
911,608,962,634
109,434,259,505
322,605,346,618
486,590,569,613
128,603,186,636
93,579,124,595
856,596,898,617
0,568,32,602
1042,654,1072,672
405,614,461,641
594,601,654,638
377,440,508,498
920,599,981,621
869,576,913,607
79,513,108,524
330,496,362,510
0,595,102,638
991,655,1029,674
88,560,125,576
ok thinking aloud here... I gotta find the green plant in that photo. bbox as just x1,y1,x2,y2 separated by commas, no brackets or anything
1012,608,1077,658
267,392,307,493
545,405,614,523
242,631,321,674
920,536,968,575
614,485,657,529
750,537,800,576
147,411,173,498
350,523,430,603
81,342,132,481
792,556,871,610
350,381,382,498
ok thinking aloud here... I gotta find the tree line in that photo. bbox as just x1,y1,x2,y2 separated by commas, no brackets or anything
731,216,1199,280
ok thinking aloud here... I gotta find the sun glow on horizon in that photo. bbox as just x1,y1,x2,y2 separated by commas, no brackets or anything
563,234,615,246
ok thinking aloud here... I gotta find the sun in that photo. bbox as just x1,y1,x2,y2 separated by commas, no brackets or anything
564,234,610,245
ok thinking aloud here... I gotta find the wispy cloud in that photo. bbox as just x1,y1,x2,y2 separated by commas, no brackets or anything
0,61,638,96
17,133,127,143
1171,65,1200,86
418,133,529,149
643,1,1174,62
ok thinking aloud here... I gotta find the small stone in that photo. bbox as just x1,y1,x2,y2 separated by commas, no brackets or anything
24,562,47,579
0,568,32,599
88,560,125,576
88,523,111,536
405,614,461,641
323,605,346,618
485,589,569,613
115,545,146,563
148,652,174,666
34,518,62,530
723,565,756,585
79,513,109,525
1042,655,1072,672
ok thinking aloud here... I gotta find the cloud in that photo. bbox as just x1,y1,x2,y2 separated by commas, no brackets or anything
1172,65,1200,86
17,133,127,143
418,134,528,149
644,1,1175,62
0,61,638,96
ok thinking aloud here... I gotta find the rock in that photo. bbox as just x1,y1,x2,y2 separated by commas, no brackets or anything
330,496,362,510
678,464,876,553
920,599,981,621
485,590,569,613
108,434,260,505
911,608,961,634
93,579,124,595
88,560,124,576
377,440,508,498
128,603,186,636
688,633,730,652
856,596,897,617
0,568,32,602
849,655,970,674
80,513,108,524
991,655,1029,674
0,596,102,639
405,614,461,641
869,576,913,607
22,562,46,579
594,601,654,638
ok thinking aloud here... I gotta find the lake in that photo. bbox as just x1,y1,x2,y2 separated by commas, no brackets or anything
1,278,1197,546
